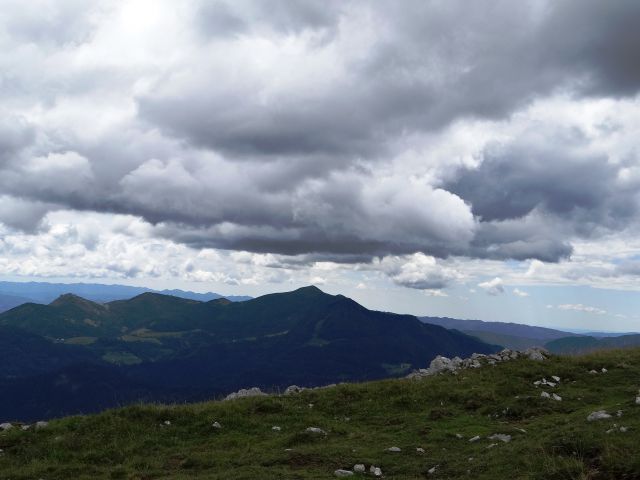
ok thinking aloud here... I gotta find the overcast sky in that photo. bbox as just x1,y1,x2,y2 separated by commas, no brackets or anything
1,0,640,330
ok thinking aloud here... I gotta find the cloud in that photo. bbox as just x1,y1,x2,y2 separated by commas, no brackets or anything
0,0,640,288
513,288,529,297
377,253,459,291
478,277,505,296
554,304,607,315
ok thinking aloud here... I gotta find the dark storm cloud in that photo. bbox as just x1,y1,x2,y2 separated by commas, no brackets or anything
1,0,640,265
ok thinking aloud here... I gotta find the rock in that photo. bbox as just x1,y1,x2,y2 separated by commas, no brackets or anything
620,426,629,432
524,347,547,361
428,355,456,374
601,368,608,373
469,435,481,442
428,465,438,474
163,420,171,426
387,446,401,452
212,422,222,429
589,370,598,374
551,376,561,382
587,410,612,421
455,433,463,439
541,391,551,399
284,385,306,395
370,466,383,477
0,423,13,431
335,469,354,477
224,387,267,401
35,421,48,430
617,410,623,417
636,396,640,405
21,425,30,431
272,426,281,431
488,434,512,443
353,464,366,473
416,447,425,453
552,394,562,401
306,427,326,435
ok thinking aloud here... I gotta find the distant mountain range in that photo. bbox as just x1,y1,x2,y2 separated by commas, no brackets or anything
420,316,640,354
0,286,497,421
0,281,252,312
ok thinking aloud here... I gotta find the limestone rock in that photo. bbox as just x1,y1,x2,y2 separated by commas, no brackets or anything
224,387,267,401
587,410,612,421
335,469,354,477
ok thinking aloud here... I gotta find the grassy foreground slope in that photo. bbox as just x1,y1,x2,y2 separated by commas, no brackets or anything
2,349,640,479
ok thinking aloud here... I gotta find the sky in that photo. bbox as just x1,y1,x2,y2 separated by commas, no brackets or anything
1,0,640,331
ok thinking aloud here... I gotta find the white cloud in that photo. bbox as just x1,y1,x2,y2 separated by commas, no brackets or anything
478,277,505,296
555,304,607,315
513,288,530,297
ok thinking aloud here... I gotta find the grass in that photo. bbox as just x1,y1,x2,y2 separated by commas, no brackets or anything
1,349,640,479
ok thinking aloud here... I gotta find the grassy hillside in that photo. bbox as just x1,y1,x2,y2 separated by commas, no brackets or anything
2,349,640,479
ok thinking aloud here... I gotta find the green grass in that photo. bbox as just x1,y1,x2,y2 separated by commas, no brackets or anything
2,349,640,479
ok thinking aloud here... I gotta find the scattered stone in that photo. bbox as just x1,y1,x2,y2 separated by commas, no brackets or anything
416,447,425,453
427,465,438,474
469,435,481,442
353,464,366,473
35,421,48,430
272,426,281,431
524,347,548,361
552,394,562,401
0,423,13,431
370,466,383,477
212,422,222,429
306,427,326,435
587,410,612,421
551,376,561,382
387,446,401,452
163,420,171,426
541,391,551,399
488,434,512,443
335,469,354,477
589,370,598,374
224,387,267,401
636,396,640,405
617,410,623,417
284,385,306,395
455,433,464,439
21,425,30,431
602,368,608,373
620,426,629,432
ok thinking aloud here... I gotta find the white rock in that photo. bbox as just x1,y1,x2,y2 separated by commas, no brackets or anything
487,443,498,449
21,425,30,431
284,385,306,395
552,376,561,382
589,370,598,374
617,410,623,417
387,446,401,452
541,391,551,399
428,465,438,474
416,447,425,453
488,434,512,443
524,347,547,361
552,394,562,401
211,421,222,429
35,421,48,430
0,423,13,431
455,433,463,439
636,396,640,405
601,368,608,373
620,426,629,433
587,410,612,421
224,387,267,401
306,427,326,435
469,435,481,442
163,420,171,426
370,466,383,477
335,469,354,477
353,464,366,473
272,426,281,431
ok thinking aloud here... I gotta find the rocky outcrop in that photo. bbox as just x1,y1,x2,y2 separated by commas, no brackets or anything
224,387,267,401
406,347,548,379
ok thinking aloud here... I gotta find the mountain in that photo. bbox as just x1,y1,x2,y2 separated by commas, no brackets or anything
421,316,579,349
0,280,251,312
0,293,35,313
0,286,498,420
2,348,639,479
546,333,640,355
